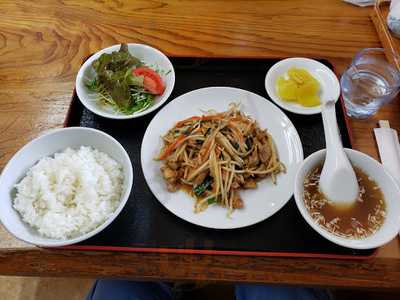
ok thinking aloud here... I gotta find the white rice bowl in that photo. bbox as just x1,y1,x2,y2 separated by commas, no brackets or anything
13,146,123,240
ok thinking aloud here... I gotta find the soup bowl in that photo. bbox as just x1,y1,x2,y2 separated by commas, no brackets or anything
294,148,400,249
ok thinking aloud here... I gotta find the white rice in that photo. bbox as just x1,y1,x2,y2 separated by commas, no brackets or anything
13,146,124,240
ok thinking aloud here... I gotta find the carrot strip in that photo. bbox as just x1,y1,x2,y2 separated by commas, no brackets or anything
158,135,186,160
175,116,202,128
201,114,224,121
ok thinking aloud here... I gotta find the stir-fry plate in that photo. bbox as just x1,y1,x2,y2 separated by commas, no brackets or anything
141,87,303,229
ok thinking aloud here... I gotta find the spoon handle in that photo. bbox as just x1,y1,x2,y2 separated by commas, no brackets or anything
320,99,359,203
321,100,342,153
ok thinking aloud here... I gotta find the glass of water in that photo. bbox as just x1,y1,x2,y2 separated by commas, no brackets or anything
341,48,400,119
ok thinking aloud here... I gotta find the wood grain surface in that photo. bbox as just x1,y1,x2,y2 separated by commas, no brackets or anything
0,249,400,289
371,0,400,70
1,0,400,288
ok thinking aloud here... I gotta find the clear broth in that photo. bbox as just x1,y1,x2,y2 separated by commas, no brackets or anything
303,165,386,239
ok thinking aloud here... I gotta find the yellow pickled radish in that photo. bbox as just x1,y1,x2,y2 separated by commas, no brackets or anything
298,94,320,107
275,67,320,107
288,68,313,83
297,80,319,98
276,77,297,101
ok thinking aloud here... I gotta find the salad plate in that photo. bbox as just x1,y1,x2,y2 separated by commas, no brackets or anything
76,43,175,119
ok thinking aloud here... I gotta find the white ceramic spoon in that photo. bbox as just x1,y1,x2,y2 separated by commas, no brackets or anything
319,100,359,205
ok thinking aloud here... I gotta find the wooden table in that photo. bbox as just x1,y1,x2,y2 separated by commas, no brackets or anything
1,0,400,289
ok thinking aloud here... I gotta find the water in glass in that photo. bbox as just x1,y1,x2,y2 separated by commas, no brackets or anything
341,48,400,119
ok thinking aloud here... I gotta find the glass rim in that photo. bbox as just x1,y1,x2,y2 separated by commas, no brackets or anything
353,48,384,62
351,48,400,91
353,47,400,65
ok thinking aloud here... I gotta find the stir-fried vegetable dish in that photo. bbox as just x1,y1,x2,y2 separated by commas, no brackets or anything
156,104,285,215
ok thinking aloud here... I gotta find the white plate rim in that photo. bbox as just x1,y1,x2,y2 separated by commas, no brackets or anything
141,86,304,229
265,57,340,115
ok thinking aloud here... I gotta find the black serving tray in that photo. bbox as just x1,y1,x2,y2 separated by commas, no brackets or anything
64,57,375,259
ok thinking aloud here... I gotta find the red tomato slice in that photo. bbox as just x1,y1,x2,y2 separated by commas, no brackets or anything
133,67,165,95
